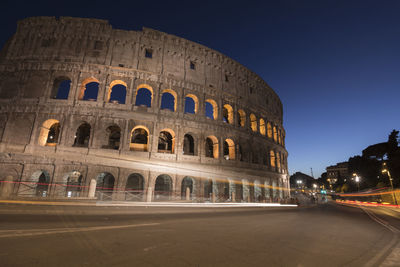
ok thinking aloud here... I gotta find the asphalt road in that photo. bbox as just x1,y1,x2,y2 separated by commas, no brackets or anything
0,201,399,267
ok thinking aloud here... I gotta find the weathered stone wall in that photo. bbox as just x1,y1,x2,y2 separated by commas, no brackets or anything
0,16,289,201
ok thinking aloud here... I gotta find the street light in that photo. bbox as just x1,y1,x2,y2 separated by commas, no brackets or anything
353,173,360,192
313,184,317,192
382,163,398,206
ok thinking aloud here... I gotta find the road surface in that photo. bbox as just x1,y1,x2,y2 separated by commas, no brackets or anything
0,201,399,266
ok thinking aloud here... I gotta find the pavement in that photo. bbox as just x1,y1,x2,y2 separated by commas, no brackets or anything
1,199,400,266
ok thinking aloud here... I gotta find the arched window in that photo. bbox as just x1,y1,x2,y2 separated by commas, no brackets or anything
32,170,50,197
203,179,213,199
270,150,276,168
250,114,257,132
130,126,149,151
96,172,115,196
205,136,219,159
108,80,127,104
205,99,218,120
237,109,246,127
184,94,198,114
183,134,195,155
160,89,177,111
126,173,144,199
79,77,99,101
181,176,194,199
51,77,70,100
154,174,173,200
222,104,233,124
38,119,60,146
223,138,235,160
158,129,175,153
276,152,281,172
259,118,266,136
73,122,91,147
105,125,121,150
65,171,83,198
273,126,278,142
135,84,153,107
267,122,272,138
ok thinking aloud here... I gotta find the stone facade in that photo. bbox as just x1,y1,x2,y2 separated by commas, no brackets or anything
0,16,289,202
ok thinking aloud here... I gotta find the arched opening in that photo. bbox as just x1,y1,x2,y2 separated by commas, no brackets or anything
154,174,173,200
79,77,99,101
278,129,282,144
222,104,233,124
130,126,149,151
259,118,266,136
223,138,235,160
158,129,175,153
181,176,194,199
267,122,272,138
125,173,144,200
276,152,281,172
160,89,177,111
96,172,115,198
32,170,50,197
238,144,243,162
65,171,83,198
184,94,198,114
236,181,243,202
38,119,60,146
183,134,195,155
203,179,213,199
51,77,70,100
205,136,219,159
250,114,257,132
205,99,218,120
219,179,230,200
104,125,121,150
254,180,262,202
108,80,127,104
135,84,153,107
270,150,276,168
237,109,246,127
73,122,91,147
273,126,278,142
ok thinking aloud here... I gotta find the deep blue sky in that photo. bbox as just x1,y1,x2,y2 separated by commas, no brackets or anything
1,0,399,178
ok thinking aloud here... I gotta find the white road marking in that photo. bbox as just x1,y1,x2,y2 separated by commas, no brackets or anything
0,223,160,238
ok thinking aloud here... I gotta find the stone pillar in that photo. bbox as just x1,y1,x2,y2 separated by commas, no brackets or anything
146,187,153,202
88,179,96,198
212,192,216,203
186,187,190,201
1,176,13,199
231,191,235,203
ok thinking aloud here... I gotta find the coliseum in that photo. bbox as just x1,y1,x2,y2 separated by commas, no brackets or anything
0,16,289,202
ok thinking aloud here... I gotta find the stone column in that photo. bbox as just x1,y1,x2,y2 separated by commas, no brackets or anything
88,179,96,198
146,187,153,202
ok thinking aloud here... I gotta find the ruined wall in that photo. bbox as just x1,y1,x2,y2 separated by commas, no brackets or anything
0,16,289,201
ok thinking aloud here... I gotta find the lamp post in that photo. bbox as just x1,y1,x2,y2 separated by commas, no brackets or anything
382,163,398,206
353,173,360,192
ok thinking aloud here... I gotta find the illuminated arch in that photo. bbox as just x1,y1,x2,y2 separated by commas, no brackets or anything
78,77,99,101
107,80,127,104
205,99,218,120
158,128,176,153
278,129,282,144
205,135,219,159
267,122,272,138
38,119,60,146
223,138,235,160
237,109,246,127
270,150,276,168
222,104,233,124
135,84,153,107
130,125,150,151
184,94,199,114
259,118,266,136
160,89,177,111
250,114,257,132
277,152,281,172
273,126,278,142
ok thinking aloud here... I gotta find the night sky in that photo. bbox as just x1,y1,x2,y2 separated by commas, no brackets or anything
1,0,399,178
